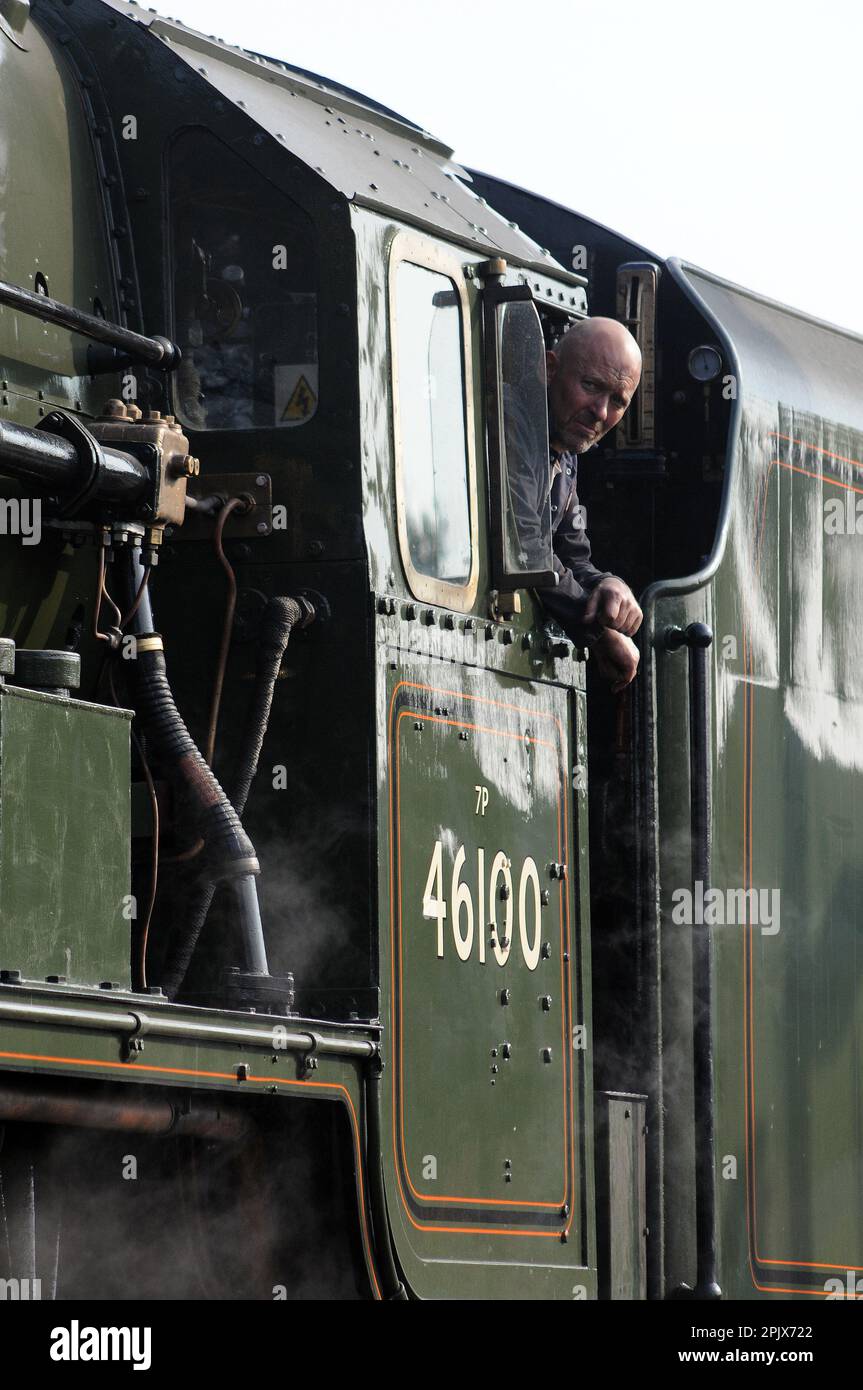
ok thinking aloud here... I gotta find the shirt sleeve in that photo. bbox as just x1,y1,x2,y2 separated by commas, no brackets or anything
537,478,612,642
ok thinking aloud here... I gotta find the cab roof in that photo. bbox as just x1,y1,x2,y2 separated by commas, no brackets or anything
96,0,580,281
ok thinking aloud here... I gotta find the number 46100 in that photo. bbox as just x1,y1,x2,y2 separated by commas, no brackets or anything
421,840,548,971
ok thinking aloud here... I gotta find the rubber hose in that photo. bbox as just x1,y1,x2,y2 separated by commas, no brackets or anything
129,643,259,882
160,597,301,999
228,596,301,816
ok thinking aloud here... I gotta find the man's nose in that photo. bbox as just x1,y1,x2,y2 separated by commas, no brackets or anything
590,395,610,423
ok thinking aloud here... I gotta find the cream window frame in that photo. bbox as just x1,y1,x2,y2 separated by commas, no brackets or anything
388,231,479,612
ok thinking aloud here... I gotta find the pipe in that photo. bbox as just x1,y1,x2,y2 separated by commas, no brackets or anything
231,875,269,976
665,621,721,1300
0,1082,250,1140
124,639,260,883
119,552,259,886
0,416,147,503
0,277,181,369
161,595,308,1000
0,995,377,1058
686,622,721,1301
227,596,305,815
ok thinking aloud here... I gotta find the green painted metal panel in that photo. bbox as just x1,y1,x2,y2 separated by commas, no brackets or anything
0,684,131,987
378,646,595,1297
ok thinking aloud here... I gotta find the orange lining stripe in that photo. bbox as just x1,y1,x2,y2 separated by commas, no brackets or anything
394,709,565,1208
387,679,575,1238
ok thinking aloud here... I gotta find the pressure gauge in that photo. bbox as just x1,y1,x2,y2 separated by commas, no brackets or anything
688,345,723,382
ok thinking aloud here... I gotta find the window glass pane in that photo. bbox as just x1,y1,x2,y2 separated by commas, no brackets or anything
395,261,471,585
170,129,317,431
499,300,554,575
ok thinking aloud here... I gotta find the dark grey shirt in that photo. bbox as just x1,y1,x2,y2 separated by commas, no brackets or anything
539,445,611,642
501,385,610,641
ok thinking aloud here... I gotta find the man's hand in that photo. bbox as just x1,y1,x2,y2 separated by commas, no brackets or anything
583,577,643,636
591,629,640,692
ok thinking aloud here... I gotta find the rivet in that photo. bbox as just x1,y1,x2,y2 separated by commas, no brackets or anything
542,1047,553,1063
500,988,511,1006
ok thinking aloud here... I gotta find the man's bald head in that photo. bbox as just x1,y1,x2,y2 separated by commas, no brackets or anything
547,317,641,453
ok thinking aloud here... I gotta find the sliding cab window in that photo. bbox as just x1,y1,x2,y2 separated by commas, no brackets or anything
484,286,556,588
389,233,479,611
170,128,318,431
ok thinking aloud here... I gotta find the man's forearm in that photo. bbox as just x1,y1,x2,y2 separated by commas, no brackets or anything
537,561,609,643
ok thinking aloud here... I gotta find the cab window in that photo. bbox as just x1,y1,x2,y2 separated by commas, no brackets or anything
170,128,318,431
389,234,478,610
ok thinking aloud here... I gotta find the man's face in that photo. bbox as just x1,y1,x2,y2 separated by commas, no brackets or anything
546,338,640,453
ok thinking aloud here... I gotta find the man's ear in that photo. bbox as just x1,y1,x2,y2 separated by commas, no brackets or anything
545,350,558,382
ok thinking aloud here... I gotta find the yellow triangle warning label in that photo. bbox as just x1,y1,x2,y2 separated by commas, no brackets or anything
281,374,317,422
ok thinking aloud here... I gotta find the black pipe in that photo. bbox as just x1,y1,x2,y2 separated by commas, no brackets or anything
0,415,147,503
160,596,308,999
125,640,260,882
0,277,181,369
227,597,304,813
665,620,721,1299
687,622,721,1300
118,550,260,888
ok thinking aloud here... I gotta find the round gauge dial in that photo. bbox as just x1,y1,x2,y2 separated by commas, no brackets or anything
688,345,723,382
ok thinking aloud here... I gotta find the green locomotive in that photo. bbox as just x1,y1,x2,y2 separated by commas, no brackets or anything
0,0,857,1301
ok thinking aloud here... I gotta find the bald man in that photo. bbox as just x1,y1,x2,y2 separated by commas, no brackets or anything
538,317,643,691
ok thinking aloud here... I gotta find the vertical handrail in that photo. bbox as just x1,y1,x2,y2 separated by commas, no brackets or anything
665,621,722,1299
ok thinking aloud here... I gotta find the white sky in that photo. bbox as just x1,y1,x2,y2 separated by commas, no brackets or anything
145,0,863,333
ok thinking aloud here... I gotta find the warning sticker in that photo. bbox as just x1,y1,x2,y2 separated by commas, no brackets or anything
274,364,318,427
